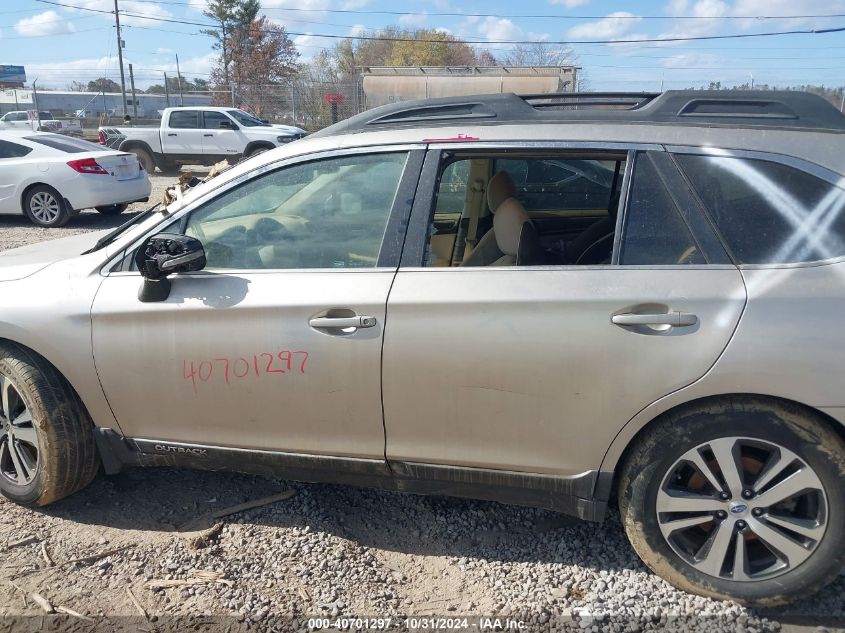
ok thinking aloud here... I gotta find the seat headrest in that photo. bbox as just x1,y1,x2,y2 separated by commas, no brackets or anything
487,171,518,213
493,198,530,256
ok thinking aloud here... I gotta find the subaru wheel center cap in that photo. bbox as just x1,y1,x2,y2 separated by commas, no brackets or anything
730,502,749,517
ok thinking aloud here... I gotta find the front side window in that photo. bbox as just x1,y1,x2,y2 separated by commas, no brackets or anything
620,153,705,265
169,111,199,129
203,111,232,129
184,152,409,269
227,110,267,127
676,153,845,264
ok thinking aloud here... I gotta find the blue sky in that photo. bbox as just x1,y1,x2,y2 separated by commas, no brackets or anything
2,0,845,91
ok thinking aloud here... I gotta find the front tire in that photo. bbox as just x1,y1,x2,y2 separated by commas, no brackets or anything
95,203,128,215
618,397,845,607
23,185,71,227
0,343,99,506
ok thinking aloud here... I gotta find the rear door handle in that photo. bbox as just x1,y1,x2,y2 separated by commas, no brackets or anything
309,316,377,329
167,133,177,137
612,312,697,327
203,133,213,137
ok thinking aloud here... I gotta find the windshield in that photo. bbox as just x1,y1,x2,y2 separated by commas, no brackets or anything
227,110,268,127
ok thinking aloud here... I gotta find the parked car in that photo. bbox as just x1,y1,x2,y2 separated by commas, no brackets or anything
0,131,151,226
1,91,844,606
0,110,83,137
97,106,306,174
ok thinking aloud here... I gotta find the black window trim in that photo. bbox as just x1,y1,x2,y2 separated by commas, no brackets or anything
0,138,34,159
666,145,845,269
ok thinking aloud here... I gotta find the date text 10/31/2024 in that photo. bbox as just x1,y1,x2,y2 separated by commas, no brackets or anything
183,350,309,392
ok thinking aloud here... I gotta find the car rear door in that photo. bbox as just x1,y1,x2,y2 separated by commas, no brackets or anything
381,145,747,479
91,146,424,462
162,110,204,155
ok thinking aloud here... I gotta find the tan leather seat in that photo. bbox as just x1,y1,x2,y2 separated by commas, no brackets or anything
462,171,534,266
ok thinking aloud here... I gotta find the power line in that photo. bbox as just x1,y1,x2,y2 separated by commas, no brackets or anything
113,0,845,21
31,1,845,45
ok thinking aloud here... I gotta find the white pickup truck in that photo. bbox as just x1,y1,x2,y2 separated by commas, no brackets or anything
0,110,83,136
98,106,306,174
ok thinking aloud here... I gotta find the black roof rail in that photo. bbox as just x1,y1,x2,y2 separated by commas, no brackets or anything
311,90,845,138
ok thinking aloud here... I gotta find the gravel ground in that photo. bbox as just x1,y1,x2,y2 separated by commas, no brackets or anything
0,173,843,633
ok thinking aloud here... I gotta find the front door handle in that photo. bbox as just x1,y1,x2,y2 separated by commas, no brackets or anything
167,133,177,137
612,312,697,327
309,315,377,329
203,133,213,137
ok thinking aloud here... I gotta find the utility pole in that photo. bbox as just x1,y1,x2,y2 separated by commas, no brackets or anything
164,72,171,107
840,90,844,113
114,0,128,117
176,54,184,106
31,78,39,128
128,63,138,118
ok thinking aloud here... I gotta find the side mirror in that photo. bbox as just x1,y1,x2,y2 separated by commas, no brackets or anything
219,120,235,129
135,233,206,302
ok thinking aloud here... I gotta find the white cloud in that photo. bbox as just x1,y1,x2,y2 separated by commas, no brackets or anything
550,0,592,7
348,24,367,38
65,1,173,27
730,0,837,28
14,11,75,37
263,0,330,9
566,12,641,39
293,33,322,61
660,52,722,68
399,12,428,27
477,16,523,42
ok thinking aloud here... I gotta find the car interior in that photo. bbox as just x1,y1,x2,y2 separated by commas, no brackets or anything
426,152,627,267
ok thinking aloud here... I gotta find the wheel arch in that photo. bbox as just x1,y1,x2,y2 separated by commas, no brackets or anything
600,392,845,500
244,140,274,157
0,334,119,433
19,181,62,214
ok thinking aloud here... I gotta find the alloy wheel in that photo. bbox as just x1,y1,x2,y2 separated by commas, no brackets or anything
657,436,827,581
0,375,39,486
29,191,61,224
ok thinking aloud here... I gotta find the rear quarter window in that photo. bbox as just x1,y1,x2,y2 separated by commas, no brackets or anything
675,153,845,264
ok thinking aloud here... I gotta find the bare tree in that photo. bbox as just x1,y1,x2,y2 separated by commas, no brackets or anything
502,43,576,67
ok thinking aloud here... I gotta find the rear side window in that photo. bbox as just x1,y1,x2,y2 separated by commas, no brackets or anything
620,153,705,265
23,135,102,153
169,111,199,129
494,157,620,214
0,139,33,158
676,154,845,264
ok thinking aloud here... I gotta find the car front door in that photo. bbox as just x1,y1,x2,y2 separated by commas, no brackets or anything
91,147,424,460
382,146,747,479
162,110,204,155
201,111,242,159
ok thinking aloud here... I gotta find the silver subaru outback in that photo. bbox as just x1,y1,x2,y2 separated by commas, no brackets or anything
1,90,843,606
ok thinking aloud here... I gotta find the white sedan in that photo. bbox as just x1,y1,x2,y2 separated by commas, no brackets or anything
0,131,151,227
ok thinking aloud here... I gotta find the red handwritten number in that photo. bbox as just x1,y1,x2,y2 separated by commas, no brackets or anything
262,352,286,374
213,358,230,384
183,360,198,392
253,355,260,377
234,357,250,378
278,350,292,372
198,361,213,382
294,351,309,373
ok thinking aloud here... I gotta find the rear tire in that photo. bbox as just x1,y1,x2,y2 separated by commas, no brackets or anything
618,397,845,607
95,203,128,215
159,161,181,176
23,185,71,227
0,343,99,506
129,146,156,174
